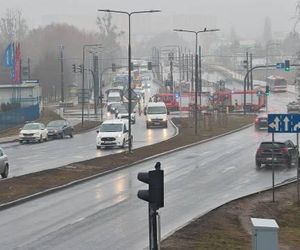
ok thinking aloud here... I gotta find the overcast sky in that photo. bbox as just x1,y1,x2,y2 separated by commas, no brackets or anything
0,0,298,39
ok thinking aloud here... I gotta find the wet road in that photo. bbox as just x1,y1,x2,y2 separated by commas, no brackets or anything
0,91,297,250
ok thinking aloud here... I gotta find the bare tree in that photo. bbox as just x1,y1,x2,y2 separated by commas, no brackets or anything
0,9,28,43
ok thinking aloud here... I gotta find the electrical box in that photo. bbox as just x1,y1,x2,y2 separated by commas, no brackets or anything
251,218,279,250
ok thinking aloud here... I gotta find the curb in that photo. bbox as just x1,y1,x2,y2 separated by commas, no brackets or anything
0,120,252,210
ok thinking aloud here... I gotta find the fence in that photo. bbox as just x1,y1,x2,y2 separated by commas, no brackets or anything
0,104,40,131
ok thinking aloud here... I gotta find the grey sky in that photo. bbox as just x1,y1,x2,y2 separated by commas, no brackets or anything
0,0,298,39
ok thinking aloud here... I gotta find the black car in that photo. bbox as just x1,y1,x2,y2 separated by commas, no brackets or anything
255,140,297,169
46,120,73,139
254,113,268,130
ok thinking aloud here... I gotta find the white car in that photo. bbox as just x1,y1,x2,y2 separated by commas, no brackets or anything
115,106,136,124
96,119,129,149
19,122,48,143
0,148,9,179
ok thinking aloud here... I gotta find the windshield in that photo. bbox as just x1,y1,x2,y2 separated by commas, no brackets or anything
260,142,285,148
47,120,65,127
23,123,40,130
147,106,167,114
100,124,123,132
108,96,121,102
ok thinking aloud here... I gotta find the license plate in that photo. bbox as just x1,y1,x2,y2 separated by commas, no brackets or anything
267,158,272,160
154,122,160,125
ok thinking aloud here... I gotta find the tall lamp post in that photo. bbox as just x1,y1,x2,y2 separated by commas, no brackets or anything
174,28,219,135
265,42,279,113
98,9,161,153
81,44,102,127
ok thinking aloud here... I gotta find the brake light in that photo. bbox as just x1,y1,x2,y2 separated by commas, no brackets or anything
256,148,263,154
280,147,289,153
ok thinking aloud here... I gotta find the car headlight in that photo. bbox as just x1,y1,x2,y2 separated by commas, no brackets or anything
162,118,167,121
148,118,152,122
116,134,122,138
19,133,23,137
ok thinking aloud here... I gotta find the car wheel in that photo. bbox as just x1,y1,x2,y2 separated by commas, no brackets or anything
256,161,261,169
38,135,42,143
1,164,8,178
97,146,101,150
165,122,168,128
44,135,48,142
19,140,23,144
70,132,73,138
60,132,65,139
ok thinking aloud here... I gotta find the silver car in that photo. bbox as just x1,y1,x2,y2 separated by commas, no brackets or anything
0,148,9,178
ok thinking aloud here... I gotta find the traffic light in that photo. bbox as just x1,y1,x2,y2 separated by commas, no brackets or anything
72,64,76,73
79,64,83,73
256,89,262,96
285,60,290,72
242,59,248,69
112,63,116,72
147,62,152,70
265,85,270,96
137,162,164,209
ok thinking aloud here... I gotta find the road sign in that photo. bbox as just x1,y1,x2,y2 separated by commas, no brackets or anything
268,114,300,133
276,63,285,69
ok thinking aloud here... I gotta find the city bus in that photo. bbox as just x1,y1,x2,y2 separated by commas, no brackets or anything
266,75,287,92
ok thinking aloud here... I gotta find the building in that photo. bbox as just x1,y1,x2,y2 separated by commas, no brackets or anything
0,80,41,108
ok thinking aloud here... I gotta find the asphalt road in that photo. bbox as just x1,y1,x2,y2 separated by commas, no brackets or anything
0,91,297,250
0,79,175,178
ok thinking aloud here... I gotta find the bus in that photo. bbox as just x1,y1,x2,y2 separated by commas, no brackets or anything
266,75,287,92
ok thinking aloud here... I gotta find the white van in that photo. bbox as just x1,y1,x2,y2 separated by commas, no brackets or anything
96,119,129,149
145,102,169,128
107,92,122,111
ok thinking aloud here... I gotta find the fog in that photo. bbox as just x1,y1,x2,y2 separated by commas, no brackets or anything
0,0,297,39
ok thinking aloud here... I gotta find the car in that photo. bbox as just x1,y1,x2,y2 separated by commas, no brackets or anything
145,102,169,128
96,119,129,149
108,103,124,114
19,122,48,143
287,101,300,113
115,106,136,124
254,113,268,130
46,120,73,139
0,148,9,179
255,140,298,169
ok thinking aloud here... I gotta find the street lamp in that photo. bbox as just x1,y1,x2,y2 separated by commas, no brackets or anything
174,28,219,135
265,42,279,113
81,44,102,127
98,9,161,153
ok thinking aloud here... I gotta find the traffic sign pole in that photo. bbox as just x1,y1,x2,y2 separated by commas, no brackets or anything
272,132,275,202
297,133,300,202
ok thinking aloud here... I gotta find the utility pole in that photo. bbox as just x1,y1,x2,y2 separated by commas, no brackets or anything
178,47,182,82
27,57,31,80
182,53,185,81
191,54,194,91
60,45,64,103
93,55,99,116
250,53,253,89
246,51,249,90
186,53,189,81
199,46,202,109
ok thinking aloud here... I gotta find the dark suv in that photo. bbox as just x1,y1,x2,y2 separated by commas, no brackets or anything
255,140,298,169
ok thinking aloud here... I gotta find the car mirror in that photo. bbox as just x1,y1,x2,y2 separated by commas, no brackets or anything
167,110,170,115
124,129,128,133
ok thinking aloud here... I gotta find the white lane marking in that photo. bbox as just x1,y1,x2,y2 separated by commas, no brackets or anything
222,166,237,173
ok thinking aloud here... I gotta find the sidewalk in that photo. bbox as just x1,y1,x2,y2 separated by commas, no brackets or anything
0,135,18,144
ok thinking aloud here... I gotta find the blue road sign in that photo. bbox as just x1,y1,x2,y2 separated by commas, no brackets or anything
276,63,285,69
268,114,300,133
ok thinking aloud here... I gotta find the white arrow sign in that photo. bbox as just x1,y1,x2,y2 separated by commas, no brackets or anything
294,122,300,131
283,116,289,131
269,117,280,131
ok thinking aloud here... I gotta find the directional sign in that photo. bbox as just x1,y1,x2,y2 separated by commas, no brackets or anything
268,114,300,133
276,63,285,69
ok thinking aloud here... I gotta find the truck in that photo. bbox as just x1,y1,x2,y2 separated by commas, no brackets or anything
212,89,266,112
152,93,179,111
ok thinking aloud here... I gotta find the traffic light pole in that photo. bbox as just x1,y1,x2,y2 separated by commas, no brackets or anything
149,204,159,250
